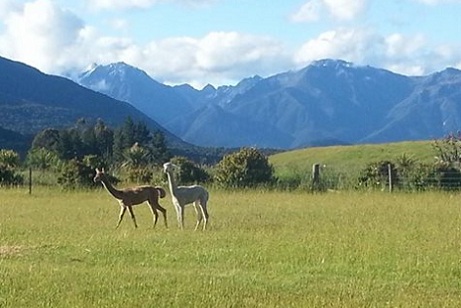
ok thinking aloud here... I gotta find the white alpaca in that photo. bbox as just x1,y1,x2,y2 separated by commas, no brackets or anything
163,162,209,230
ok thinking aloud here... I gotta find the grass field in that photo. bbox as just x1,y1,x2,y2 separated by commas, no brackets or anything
270,141,436,176
1,187,460,307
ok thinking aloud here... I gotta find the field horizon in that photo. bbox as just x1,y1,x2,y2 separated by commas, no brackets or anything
270,140,436,172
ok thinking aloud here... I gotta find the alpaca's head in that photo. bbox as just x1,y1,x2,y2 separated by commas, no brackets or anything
93,168,106,183
163,162,178,174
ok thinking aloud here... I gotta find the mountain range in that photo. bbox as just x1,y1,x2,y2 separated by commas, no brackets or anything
78,59,461,149
1,55,461,154
0,56,188,150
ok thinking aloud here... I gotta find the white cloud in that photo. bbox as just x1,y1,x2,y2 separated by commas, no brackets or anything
0,1,289,88
294,28,382,65
138,32,290,87
294,27,461,76
2,0,461,88
414,0,461,4
384,33,426,59
87,0,216,10
292,0,367,22
88,0,160,10
323,0,367,21
109,18,130,31
0,0,84,74
0,0,21,19
291,0,322,22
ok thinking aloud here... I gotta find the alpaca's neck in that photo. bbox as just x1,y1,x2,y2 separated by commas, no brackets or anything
166,171,177,195
101,177,124,200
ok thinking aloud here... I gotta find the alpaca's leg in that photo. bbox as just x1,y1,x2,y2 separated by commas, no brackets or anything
156,204,168,228
116,206,127,229
174,202,184,229
199,200,209,231
147,202,159,228
196,194,209,231
127,205,138,228
193,201,203,231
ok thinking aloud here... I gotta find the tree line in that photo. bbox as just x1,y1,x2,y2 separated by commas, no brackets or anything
0,117,276,189
4,117,461,191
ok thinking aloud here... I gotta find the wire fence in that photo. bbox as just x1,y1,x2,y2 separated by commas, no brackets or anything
292,163,461,192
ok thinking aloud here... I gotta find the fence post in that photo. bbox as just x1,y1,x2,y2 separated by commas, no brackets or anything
387,163,393,192
29,167,32,195
312,163,320,191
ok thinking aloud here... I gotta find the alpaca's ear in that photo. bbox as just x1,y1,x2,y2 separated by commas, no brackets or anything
95,168,100,173
102,167,105,173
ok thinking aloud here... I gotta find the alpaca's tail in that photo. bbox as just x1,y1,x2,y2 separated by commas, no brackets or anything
156,187,166,198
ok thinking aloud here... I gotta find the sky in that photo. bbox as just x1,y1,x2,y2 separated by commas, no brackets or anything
1,0,461,89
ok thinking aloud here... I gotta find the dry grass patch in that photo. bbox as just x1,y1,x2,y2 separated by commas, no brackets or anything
0,245,23,257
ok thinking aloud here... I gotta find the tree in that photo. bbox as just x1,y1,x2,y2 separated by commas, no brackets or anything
113,117,152,164
31,128,61,152
0,149,24,186
123,143,153,183
170,156,210,184
123,143,150,169
214,147,274,188
57,128,83,160
26,148,61,171
94,119,114,162
151,130,171,166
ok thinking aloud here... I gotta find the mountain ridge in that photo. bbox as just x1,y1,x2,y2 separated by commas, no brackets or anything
0,56,188,149
2,55,461,151
77,59,461,149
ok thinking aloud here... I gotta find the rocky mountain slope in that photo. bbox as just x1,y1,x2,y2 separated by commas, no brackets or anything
78,59,461,149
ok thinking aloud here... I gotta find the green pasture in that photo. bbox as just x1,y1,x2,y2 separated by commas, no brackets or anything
270,141,436,176
1,187,460,307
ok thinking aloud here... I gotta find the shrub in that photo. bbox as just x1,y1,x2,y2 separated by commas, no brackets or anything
357,160,399,190
127,167,153,184
170,156,210,185
0,166,24,187
57,159,96,189
427,161,461,190
214,148,274,188
26,148,61,171
0,149,24,187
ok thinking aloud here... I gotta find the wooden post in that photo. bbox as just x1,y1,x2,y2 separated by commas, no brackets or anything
29,167,32,195
387,163,393,192
312,163,320,191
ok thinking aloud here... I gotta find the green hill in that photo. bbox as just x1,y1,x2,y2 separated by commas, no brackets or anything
269,140,438,177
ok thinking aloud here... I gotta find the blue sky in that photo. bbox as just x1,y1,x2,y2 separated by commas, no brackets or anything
1,0,461,88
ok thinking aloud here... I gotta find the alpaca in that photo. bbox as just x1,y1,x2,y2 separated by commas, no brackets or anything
163,162,209,230
93,168,167,229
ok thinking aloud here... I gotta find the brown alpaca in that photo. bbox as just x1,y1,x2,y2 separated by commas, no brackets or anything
93,168,168,229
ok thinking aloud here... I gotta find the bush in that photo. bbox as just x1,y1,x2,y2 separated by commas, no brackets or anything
26,148,61,171
170,156,210,185
57,159,96,189
127,167,153,184
427,161,461,190
0,166,24,187
0,149,24,187
214,148,274,188
357,160,398,190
